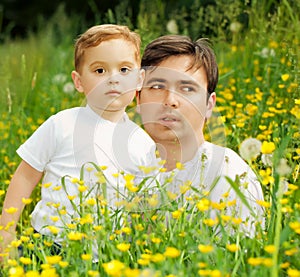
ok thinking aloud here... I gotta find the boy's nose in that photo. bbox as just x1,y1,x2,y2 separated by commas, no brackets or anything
108,72,120,85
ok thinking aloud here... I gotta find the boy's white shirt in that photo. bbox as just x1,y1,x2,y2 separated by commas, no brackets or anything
17,105,157,246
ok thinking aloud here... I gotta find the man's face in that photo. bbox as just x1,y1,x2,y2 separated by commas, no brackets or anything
138,55,215,146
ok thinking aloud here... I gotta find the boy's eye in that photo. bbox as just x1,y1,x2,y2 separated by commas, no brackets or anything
120,67,131,74
95,68,105,74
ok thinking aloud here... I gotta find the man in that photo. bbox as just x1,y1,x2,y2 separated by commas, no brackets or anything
137,35,264,236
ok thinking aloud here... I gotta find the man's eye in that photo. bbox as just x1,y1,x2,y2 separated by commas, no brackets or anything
120,67,131,74
150,84,165,90
181,86,196,93
95,68,105,74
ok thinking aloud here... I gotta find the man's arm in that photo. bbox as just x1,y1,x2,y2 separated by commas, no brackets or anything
0,160,43,256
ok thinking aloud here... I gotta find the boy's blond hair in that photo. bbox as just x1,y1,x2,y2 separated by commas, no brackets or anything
74,24,141,72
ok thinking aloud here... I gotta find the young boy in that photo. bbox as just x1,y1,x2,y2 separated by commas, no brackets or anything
0,24,157,260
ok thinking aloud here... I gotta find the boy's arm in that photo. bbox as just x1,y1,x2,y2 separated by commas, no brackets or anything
0,160,43,256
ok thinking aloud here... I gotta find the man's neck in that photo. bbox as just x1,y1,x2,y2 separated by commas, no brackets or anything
157,136,204,171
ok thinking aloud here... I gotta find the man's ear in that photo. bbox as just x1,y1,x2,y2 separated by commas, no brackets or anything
136,68,145,91
71,71,84,93
135,90,141,114
205,92,216,118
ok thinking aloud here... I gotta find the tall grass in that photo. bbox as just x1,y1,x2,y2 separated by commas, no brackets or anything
0,1,299,276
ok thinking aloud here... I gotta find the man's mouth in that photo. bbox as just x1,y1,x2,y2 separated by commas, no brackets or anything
158,114,180,124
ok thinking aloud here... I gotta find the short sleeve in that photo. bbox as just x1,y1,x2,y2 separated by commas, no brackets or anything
17,116,57,172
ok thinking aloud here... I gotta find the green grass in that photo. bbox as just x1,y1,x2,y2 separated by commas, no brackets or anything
0,1,299,276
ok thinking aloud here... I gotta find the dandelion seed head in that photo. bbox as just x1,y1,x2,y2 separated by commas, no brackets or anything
239,138,262,161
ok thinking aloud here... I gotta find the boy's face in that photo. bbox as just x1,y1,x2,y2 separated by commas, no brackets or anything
138,55,216,146
72,38,143,121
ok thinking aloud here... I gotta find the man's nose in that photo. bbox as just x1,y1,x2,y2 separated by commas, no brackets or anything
163,90,179,108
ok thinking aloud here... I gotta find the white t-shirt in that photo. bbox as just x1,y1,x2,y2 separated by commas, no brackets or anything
158,141,265,237
17,105,157,235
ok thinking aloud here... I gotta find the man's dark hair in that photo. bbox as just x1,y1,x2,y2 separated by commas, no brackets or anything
141,35,219,94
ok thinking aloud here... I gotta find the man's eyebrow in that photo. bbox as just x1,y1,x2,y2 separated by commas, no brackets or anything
179,80,199,86
145,78,166,84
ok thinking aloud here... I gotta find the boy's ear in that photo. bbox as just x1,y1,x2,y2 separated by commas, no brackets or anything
71,71,84,93
136,69,145,91
205,92,216,119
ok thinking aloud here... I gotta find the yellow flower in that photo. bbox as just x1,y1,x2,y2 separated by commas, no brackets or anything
262,258,273,267
151,237,162,244
86,198,97,206
125,182,139,193
198,244,214,254
50,216,59,222
116,243,130,252
22,198,33,205
123,268,140,277
256,200,271,208
176,162,185,170
47,226,60,235
40,268,59,277
226,244,239,252
164,247,181,258
137,258,150,266
78,185,88,193
198,262,207,268
5,207,18,214
203,218,218,227
281,74,289,81
248,257,263,266
261,141,276,154
20,235,30,243
287,268,300,277
59,261,69,268
151,253,165,263
264,245,276,254
280,262,290,269
25,270,40,277
67,231,85,241
135,224,144,231
46,255,62,265
81,254,92,261
80,214,93,225
10,240,21,248
9,266,24,276
285,248,298,256
67,195,76,201
196,198,210,211
88,270,100,277
19,257,32,265
103,260,125,276
121,227,132,235
232,218,243,225
43,182,52,188
124,174,135,183
172,209,182,219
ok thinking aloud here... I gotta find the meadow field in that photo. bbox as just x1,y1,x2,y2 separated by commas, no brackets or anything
0,1,299,276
